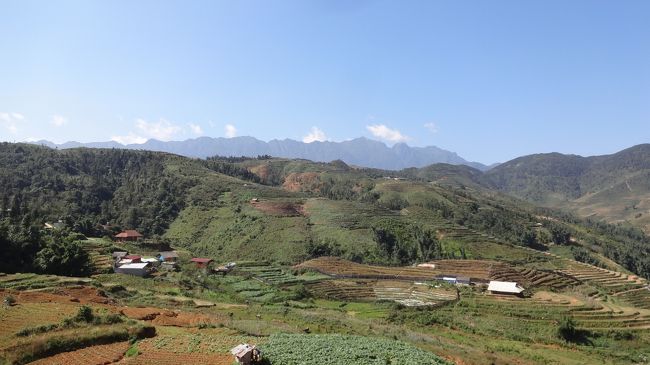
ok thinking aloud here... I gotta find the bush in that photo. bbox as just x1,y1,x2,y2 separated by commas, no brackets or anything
74,306,94,323
4,295,16,306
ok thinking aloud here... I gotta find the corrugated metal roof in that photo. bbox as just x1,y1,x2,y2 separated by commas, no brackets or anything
119,262,150,269
488,280,524,293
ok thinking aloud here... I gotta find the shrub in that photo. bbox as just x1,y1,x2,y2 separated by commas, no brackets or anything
4,295,16,306
74,305,94,323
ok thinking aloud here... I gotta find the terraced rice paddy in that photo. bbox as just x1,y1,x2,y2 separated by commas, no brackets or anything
238,265,302,285
297,257,451,281
490,267,581,290
558,264,650,306
445,293,650,331
304,279,458,306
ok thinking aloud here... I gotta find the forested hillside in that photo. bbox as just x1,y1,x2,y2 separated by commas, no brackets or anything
1,143,649,279
485,144,650,232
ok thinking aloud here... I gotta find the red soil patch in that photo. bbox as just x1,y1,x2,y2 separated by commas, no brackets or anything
282,172,321,192
120,307,223,327
120,307,171,321
248,164,270,181
27,341,130,365
151,311,223,327
251,201,303,216
119,352,233,365
1,287,114,306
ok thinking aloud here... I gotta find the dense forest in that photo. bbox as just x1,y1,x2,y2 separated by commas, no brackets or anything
0,143,189,236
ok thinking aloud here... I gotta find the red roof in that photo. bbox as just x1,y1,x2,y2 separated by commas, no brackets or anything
115,230,143,238
190,258,213,264
124,255,141,260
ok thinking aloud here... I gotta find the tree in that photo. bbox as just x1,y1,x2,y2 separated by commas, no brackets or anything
414,227,440,261
557,316,578,342
34,234,91,276
549,224,571,245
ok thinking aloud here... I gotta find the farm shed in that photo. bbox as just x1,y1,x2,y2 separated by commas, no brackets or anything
457,276,471,285
157,251,179,262
114,230,143,242
114,262,151,277
190,258,214,268
231,344,261,365
488,280,525,296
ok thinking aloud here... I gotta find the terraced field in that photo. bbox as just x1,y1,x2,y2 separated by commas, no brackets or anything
0,273,93,291
489,266,581,290
81,239,115,275
118,327,264,365
558,264,650,305
433,292,650,333
297,257,446,281
304,279,457,306
237,264,302,285
28,341,130,365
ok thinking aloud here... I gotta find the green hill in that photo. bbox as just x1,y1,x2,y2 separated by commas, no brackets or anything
485,144,650,233
1,142,649,279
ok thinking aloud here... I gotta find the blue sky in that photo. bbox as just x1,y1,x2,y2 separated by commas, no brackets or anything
1,0,648,164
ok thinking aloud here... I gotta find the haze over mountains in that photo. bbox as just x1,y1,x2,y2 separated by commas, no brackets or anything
32,136,489,171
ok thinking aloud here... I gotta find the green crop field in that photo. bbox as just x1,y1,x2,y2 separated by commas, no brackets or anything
261,333,451,365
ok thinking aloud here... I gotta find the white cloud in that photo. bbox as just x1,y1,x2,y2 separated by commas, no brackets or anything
224,124,237,138
188,123,203,135
366,124,410,143
135,118,182,141
110,118,183,144
110,132,148,145
424,122,438,133
0,112,24,133
302,126,327,143
51,115,68,127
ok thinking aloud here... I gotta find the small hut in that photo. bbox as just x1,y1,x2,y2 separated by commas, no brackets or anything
230,344,262,365
114,230,143,242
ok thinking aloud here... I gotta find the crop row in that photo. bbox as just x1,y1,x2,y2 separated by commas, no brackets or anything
260,333,451,365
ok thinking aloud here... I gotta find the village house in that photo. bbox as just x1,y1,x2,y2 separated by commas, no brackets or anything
487,280,525,296
114,230,143,242
123,255,142,263
114,262,151,277
190,258,214,269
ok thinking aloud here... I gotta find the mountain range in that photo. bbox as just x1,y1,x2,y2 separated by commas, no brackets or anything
31,136,489,171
